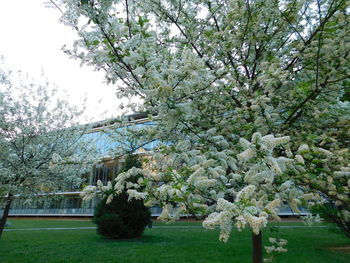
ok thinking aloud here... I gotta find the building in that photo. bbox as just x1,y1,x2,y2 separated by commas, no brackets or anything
1,113,163,217
1,113,307,218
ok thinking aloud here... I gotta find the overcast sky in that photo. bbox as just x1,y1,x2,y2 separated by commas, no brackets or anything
0,1,124,122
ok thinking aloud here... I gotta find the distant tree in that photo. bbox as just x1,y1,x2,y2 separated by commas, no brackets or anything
0,63,95,238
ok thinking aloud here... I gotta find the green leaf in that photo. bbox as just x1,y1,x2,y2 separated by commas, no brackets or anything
91,40,100,46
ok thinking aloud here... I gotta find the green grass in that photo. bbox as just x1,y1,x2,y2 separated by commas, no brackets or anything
5,218,95,229
0,219,349,263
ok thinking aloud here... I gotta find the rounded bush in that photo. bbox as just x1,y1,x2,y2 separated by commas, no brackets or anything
93,155,151,239
93,192,151,239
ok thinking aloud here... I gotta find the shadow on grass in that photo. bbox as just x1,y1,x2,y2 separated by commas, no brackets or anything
95,233,171,244
328,245,350,254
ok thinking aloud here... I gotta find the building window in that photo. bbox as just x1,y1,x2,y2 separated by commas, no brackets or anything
91,160,119,185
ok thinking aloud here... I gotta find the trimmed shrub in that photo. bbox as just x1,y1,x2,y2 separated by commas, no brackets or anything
93,155,151,239
93,192,151,239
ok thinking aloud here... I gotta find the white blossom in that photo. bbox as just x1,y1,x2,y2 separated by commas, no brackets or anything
127,189,148,201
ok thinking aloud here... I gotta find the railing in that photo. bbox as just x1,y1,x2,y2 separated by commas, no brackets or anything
6,208,95,217
2,206,307,217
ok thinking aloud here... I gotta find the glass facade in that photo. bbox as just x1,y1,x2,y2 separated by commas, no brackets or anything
82,121,160,158
1,119,161,217
0,194,97,216
0,118,309,217
91,160,120,185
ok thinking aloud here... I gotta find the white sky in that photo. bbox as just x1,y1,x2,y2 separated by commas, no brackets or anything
0,1,124,122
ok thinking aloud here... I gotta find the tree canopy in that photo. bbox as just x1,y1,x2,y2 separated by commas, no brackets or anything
0,62,95,237
54,0,350,260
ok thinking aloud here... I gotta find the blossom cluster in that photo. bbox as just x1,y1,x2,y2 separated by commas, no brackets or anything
264,237,288,262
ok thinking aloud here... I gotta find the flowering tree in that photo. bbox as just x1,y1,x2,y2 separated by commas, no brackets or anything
53,0,350,262
0,64,95,238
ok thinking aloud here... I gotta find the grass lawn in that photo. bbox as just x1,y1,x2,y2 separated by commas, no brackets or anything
0,219,349,263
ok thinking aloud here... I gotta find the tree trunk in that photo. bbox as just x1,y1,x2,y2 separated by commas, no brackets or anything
0,193,13,239
252,231,263,263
